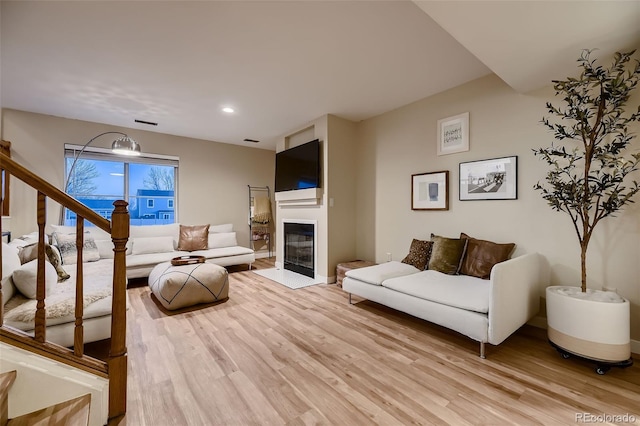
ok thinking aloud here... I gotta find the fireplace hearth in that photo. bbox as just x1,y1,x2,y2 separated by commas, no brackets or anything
283,222,315,278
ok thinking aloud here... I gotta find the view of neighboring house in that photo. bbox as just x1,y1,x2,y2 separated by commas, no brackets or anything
66,190,175,226
131,189,175,225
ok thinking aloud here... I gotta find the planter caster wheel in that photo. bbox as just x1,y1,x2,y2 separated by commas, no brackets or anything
595,365,610,375
555,347,571,359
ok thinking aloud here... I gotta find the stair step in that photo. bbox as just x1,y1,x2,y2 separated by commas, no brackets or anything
1,371,17,426
7,394,91,426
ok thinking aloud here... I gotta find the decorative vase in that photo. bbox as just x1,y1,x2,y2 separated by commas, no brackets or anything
546,286,631,363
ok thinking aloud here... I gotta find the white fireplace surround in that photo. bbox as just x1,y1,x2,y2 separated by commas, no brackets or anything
277,219,318,278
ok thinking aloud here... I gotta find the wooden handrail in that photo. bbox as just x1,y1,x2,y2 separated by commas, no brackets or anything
0,151,128,420
0,152,109,233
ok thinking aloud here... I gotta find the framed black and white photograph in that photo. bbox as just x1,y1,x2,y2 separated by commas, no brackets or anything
437,112,469,156
411,171,449,210
459,156,517,200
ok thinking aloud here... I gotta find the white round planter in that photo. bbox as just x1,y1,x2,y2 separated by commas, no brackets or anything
546,286,630,362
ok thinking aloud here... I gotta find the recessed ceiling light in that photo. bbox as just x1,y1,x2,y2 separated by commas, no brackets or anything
222,107,235,113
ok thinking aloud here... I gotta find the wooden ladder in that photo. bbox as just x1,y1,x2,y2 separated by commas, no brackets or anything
1,370,90,426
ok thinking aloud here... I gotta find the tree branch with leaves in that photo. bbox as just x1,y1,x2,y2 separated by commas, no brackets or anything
534,49,640,292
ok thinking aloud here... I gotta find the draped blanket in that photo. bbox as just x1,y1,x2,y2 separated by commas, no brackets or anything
252,195,272,224
4,285,111,323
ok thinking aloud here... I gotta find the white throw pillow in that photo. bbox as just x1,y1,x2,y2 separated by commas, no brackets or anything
131,236,175,255
12,259,57,299
209,224,233,233
95,240,115,259
208,232,238,249
53,232,101,264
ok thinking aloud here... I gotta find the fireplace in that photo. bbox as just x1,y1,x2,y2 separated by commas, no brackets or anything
283,221,315,278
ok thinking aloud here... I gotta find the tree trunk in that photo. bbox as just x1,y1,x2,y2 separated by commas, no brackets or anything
580,239,588,292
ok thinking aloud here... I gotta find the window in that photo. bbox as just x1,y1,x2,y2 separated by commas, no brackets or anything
64,145,178,226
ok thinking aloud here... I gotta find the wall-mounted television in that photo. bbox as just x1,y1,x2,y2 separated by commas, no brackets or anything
275,139,321,193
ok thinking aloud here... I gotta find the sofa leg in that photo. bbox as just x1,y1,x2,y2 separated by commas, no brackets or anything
348,293,352,305
480,342,486,359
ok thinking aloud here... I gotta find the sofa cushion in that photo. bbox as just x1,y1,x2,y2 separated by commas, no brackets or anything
131,237,176,256
190,245,255,259
345,261,420,286
54,232,101,265
401,239,433,270
382,270,490,313
209,223,233,233
208,232,238,249
12,259,57,299
428,235,467,275
130,223,180,249
459,233,515,279
177,225,210,251
19,242,70,282
126,252,178,269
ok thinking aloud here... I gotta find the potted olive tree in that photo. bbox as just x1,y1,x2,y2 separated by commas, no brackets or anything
534,49,640,373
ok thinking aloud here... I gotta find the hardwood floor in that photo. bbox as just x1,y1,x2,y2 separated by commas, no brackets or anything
113,258,640,425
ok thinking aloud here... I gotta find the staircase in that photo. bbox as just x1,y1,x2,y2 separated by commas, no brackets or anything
1,371,90,426
0,149,128,423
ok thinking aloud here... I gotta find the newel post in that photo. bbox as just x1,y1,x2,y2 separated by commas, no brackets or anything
108,200,129,419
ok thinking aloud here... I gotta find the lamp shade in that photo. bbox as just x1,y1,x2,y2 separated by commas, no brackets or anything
111,136,141,156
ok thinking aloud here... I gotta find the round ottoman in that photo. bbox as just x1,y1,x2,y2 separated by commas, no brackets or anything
148,261,229,310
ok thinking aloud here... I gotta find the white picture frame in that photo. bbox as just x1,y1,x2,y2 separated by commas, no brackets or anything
437,112,469,156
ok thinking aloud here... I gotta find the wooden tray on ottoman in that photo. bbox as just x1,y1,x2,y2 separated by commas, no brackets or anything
171,255,206,266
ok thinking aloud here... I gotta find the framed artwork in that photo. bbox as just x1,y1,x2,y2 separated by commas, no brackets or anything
411,171,449,210
437,112,469,156
459,156,518,201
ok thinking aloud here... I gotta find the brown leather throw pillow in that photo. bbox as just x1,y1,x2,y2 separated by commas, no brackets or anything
177,225,210,251
459,233,515,279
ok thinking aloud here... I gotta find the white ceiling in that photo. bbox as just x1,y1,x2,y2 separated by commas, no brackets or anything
2,1,639,151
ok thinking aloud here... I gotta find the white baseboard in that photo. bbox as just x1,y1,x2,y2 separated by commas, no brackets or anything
0,343,108,426
527,315,640,356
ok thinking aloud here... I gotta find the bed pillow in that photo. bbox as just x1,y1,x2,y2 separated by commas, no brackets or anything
427,234,468,275
459,233,515,279
12,259,57,299
208,232,238,249
178,225,210,251
131,236,175,255
53,232,101,265
401,239,433,270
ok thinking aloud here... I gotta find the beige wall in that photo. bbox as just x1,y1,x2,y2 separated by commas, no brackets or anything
2,109,275,247
355,74,640,340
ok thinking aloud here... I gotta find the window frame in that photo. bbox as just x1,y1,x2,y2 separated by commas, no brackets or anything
64,144,179,225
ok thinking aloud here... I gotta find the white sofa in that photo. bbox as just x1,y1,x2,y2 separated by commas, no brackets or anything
50,222,256,279
342,253,547,357
2,241,121,347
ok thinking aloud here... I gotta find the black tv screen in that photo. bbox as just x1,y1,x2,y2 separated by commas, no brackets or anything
275,139,321,192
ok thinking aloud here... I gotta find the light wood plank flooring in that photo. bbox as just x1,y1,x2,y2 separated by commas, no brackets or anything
111,258,640,425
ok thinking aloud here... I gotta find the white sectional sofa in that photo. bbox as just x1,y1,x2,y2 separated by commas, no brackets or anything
51,222,256,279
342,253,547,358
